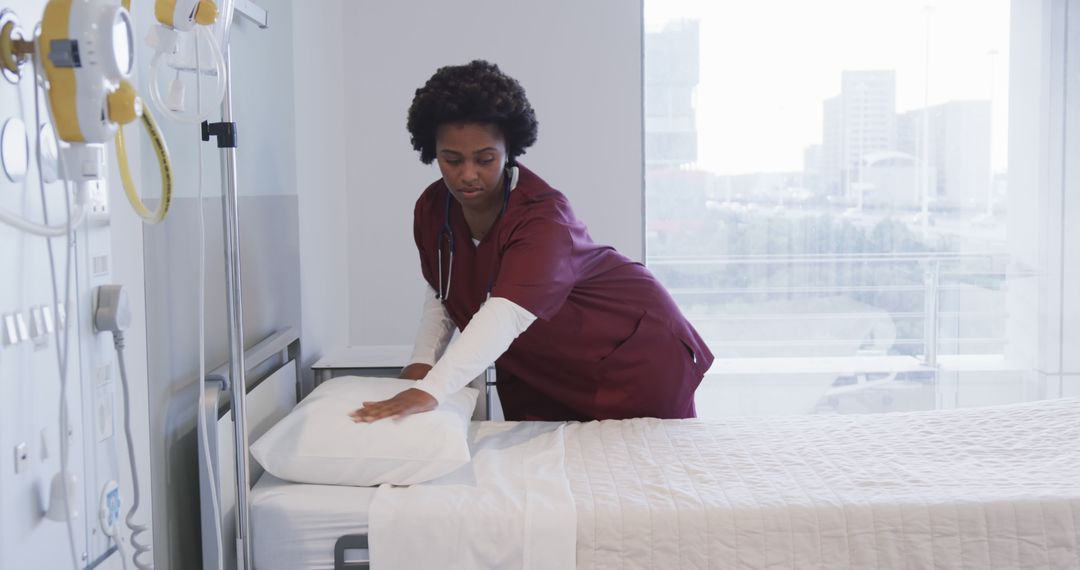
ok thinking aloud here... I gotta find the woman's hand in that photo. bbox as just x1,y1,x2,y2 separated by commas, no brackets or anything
349,388,438,423
399,363,433,380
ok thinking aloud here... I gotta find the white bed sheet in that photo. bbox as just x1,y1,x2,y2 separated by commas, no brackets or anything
250,473,377,570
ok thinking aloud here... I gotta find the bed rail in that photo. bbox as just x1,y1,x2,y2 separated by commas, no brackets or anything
204,327,302,398
198,327,301,570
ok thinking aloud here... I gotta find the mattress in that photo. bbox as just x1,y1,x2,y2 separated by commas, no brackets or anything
250,473,377,570
253,398,1080,569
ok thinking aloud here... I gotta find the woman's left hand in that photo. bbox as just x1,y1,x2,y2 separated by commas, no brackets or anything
349,388,438,423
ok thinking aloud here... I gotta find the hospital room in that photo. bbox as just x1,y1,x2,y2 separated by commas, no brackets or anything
2,0,1079,568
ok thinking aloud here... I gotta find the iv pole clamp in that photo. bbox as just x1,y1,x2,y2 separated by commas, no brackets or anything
201,119,238,148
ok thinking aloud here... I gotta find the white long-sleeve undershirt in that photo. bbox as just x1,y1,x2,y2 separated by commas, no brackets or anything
406,286,458,366
409,286,537,403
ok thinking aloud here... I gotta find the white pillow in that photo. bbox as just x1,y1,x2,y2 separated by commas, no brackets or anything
250,376,478,486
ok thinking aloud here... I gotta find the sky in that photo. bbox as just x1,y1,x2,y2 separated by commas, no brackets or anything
644,0,1011,176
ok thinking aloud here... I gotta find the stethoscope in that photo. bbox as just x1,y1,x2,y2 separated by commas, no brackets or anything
436,163,514,303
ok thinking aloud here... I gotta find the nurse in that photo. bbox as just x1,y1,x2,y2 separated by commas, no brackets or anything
352,60,713,423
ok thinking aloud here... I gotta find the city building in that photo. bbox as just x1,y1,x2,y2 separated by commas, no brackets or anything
819,71,897,201
897,101,992,210
645,19,699,169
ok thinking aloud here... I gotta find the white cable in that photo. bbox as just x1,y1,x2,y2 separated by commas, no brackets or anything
56,184,77,570
0,50,88,238
39,141,79,570
194,31,224,570
31,42,80,569
0,203,87,236
98,493,130,570
147,26,227,124
113,332,152,570
111,527,131,570
216,0,236,50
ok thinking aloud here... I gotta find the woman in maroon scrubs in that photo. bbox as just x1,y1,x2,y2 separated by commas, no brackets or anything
352,60,713,423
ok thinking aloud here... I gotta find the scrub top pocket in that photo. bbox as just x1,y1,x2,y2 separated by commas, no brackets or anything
593,311,698,419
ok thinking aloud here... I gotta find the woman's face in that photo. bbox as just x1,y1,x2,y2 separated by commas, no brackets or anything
435,122,507,213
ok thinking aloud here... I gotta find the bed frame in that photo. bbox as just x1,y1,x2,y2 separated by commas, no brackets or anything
333,535,371,570
197,329,505,569
196,328,377,569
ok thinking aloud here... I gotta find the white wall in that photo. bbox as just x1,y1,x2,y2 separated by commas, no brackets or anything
338,0,644,346
292,0,350,385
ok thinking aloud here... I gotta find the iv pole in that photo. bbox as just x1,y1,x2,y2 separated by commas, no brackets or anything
203,2,268,568
221,46,253,569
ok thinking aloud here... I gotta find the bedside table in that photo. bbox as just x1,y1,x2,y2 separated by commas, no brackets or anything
312,345,501,420
312,345,414,385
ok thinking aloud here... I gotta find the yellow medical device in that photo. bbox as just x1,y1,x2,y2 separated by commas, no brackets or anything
39,0,135,146
146,0,226,124
155,0,218,30
1,0,173,225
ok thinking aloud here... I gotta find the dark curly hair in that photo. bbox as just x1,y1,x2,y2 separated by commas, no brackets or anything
407,60,539,165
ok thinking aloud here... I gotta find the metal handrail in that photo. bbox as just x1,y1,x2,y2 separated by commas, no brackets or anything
651,251,1021,365
712,337,1005,348
686,310,1007,321
649,251,1010,265
671,284,978,295
206,326,299,391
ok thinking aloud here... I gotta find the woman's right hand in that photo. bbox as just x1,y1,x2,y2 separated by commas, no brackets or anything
399,363,433,380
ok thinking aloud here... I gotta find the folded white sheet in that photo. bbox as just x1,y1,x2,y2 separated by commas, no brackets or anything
369,422,576,570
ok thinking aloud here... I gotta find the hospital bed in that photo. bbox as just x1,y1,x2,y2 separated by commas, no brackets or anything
200,331,1080,569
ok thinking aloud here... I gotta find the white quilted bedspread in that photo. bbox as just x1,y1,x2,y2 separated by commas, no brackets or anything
564,398,1080,569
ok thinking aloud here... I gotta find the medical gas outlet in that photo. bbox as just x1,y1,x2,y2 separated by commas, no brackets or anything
0,3,175,230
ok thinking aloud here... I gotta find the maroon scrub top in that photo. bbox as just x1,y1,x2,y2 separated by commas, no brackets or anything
413,164,714,421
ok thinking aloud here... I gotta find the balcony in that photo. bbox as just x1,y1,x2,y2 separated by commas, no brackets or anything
647,251,1042,417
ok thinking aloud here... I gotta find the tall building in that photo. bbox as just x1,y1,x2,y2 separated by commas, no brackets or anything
645,20,699,169
821,96,844,195
897,101,992,209
803,144,822,193
819,71,897,200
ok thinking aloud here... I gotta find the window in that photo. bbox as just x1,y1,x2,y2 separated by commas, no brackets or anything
645,1,1074,417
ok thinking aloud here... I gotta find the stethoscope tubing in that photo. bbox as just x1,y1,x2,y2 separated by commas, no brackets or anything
437,195,456,300
436,164,513,302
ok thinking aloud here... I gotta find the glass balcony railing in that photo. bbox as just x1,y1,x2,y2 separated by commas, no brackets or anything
647,251,1038,417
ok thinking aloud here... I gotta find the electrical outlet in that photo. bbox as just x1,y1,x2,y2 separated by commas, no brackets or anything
98,481,122,538
88,180,109,217
104,484,120,529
